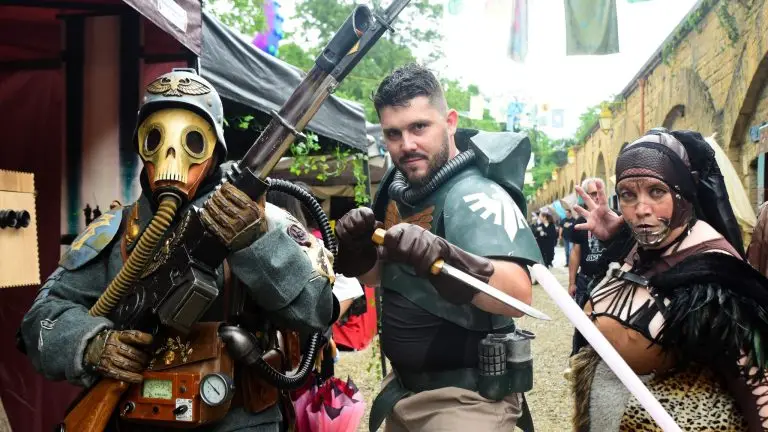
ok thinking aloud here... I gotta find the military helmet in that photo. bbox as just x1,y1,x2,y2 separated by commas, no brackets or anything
133,68,227,159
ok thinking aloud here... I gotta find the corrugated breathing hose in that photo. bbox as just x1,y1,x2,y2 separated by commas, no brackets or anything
88,196,180,317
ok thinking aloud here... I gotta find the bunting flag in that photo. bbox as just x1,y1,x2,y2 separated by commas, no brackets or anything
565,0,619,55
508,0,528,62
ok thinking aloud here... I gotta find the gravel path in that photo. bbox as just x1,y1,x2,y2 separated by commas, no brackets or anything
334,249,575,431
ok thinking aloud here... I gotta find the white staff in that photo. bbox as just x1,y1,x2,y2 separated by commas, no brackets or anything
531,264,681,431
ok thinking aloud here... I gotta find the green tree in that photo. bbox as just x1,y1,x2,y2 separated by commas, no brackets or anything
205,0,266,36
276,41,315,71
293,0,444,64
522,128,564,201
277,0,443,123
210,0,502,131
573,104,600,144
443,80,504,132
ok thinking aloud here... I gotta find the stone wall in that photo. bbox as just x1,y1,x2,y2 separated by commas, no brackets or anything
533,0,768,224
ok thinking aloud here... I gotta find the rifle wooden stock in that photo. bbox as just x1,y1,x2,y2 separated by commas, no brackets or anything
62,378,129,431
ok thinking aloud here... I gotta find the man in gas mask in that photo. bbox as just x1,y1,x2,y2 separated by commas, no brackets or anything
334,63,542,431
18,69,338,430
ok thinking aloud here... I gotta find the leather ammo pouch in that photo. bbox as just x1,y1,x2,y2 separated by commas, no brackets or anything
238,329,302,413
119,322,233,428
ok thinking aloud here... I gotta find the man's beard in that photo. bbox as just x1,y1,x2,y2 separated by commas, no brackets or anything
396,133,450,188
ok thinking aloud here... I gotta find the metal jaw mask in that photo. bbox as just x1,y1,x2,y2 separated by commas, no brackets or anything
615,131,697,248
138,108,217,200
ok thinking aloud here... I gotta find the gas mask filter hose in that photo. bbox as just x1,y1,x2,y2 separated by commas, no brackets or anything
89,194,181,317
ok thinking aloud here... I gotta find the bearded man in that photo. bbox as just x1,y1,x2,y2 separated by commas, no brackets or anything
334,63,542,431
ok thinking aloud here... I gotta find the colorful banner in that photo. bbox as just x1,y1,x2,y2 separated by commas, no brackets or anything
565,0,619,55
508,0,528,62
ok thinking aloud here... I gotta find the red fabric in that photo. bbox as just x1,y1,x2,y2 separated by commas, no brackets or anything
142,61,187,87
0,8,62,60
0,69,80,432
332,286,377,351
142,16,189,56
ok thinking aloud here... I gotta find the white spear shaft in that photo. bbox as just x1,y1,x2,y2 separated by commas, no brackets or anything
530,264,682,432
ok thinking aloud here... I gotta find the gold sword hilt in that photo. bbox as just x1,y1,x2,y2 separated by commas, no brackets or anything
372,228,444,275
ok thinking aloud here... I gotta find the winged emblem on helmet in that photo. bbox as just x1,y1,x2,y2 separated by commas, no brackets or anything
146,76,211,97
384,201,434,230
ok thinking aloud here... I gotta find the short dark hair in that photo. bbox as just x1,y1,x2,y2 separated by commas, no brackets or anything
373,63,446,115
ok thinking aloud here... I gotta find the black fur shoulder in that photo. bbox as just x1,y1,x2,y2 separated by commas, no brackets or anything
649,252,768,374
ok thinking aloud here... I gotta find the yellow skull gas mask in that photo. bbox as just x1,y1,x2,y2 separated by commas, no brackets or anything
137,108,217,200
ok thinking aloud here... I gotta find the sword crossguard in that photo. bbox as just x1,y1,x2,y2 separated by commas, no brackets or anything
371,228,445,276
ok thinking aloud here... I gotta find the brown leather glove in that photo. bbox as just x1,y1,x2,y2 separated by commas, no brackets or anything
200,182,267,251
84,329,153,383
334,207,382,277
382,223,494,305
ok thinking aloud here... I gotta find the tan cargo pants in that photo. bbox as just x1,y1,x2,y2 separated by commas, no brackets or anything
379,372,523,432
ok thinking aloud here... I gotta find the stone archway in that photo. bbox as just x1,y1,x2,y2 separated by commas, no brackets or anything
725,45,768,151
595,153,607,182
655,68,718,136
662,104,686,130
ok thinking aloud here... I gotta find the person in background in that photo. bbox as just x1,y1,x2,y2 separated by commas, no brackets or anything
559,208,575,267
538,210,557,268
566,177,608,365
532,211,546,264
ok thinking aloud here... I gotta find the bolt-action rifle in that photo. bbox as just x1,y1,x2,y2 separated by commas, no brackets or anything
59,2,411,430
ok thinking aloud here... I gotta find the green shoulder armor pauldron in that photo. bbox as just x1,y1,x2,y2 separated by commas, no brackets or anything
443,175,542,265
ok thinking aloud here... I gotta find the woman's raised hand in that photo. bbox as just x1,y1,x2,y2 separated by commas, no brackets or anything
572,181,624,241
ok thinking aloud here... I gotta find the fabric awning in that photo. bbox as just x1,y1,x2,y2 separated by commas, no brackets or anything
123,0,202,55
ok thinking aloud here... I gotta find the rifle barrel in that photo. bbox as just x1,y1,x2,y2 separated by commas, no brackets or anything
236,6,376,180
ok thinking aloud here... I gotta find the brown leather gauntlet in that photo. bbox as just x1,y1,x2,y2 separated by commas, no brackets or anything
383,223,494,305
200,182,268,251
83,329,153,383
334,207,382,277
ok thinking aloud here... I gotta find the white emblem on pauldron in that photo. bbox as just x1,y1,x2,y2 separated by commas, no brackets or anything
38,318,57,349
463,185,528,242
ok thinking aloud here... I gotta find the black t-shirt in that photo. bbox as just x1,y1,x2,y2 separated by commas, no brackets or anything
571,217,606,277
381,291,488,371
559,217,575,241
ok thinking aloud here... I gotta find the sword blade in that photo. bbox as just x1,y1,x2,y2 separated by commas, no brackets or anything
440,263,551,321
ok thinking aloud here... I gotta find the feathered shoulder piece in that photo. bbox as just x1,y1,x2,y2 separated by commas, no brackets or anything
650,252,768,375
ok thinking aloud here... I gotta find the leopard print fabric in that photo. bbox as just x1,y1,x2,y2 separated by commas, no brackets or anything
620,365,748,431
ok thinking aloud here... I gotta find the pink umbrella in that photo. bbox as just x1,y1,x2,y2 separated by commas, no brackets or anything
289,372,317,432
306,377,366,432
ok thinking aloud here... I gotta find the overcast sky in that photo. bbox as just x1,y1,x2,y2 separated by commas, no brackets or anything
277,0,701,138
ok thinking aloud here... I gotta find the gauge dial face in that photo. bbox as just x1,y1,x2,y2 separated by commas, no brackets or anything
142,379,173,400
200,374,231,406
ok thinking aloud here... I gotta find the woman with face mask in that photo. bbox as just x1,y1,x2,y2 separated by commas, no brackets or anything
570,129,768,431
